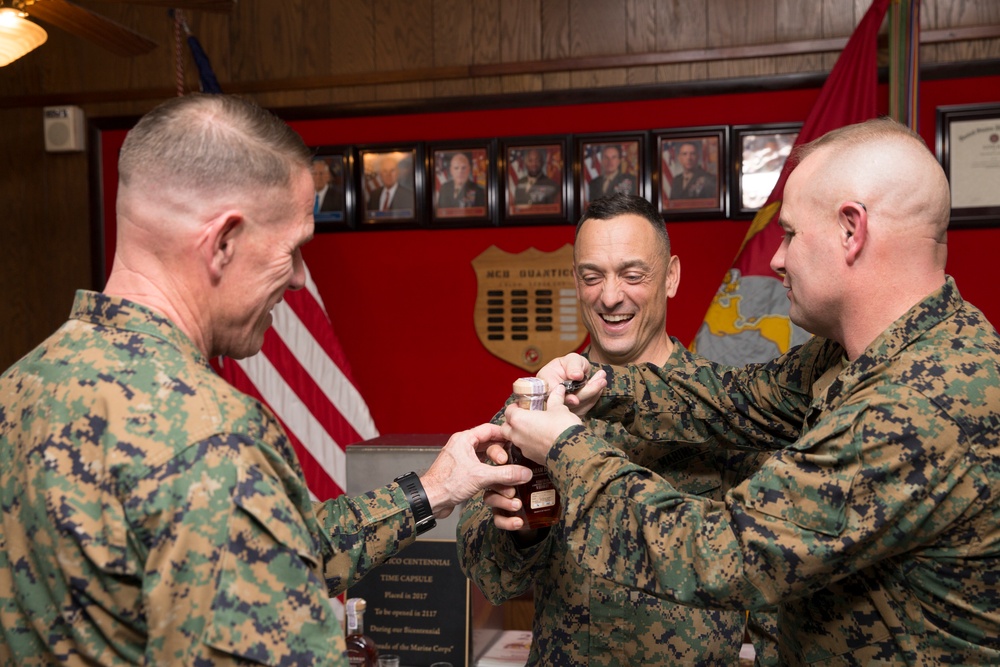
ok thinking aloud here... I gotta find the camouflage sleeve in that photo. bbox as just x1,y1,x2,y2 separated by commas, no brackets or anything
455,408,649,603
455,399,554,603
590,336,841,449
130,435,343,664
313,484,416,596
548,381,981,611
456,490,553,604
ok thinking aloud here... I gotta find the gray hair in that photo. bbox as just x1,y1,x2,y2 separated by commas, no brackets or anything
118,94,311,195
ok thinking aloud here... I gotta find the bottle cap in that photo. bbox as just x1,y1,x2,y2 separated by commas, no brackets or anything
346,597,367,628
513,377,548,395
346,597,367,634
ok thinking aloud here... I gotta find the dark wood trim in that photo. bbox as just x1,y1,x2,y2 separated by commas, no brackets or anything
474,24,1000,75
4,24,999,110
272,60,1000,121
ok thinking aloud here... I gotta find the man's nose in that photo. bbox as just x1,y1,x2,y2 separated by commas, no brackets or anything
600,280,623,305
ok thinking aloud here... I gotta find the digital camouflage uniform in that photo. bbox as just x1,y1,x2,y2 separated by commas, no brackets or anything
546,277,1000,665
0,292,421,666
457,346,749,667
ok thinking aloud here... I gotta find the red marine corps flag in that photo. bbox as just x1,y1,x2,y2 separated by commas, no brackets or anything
692,0,892,364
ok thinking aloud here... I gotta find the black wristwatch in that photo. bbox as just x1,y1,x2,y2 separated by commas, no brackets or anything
394,471,437,535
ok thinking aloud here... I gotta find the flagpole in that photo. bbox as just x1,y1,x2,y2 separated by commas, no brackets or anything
889,0,921,131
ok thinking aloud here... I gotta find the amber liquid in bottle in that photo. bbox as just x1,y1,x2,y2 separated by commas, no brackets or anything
506,377,561,529
345,598,378,667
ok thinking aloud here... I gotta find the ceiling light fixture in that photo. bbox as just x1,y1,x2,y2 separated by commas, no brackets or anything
0,6,47,67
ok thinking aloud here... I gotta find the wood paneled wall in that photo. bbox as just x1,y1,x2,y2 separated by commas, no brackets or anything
0,0,998,370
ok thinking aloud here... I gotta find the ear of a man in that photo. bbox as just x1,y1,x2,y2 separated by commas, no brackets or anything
206,212,243,281
839,201,867,265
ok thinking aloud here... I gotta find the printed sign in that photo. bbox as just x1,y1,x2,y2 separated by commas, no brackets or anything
348,540,470,667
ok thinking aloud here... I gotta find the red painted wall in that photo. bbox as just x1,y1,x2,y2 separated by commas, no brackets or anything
99,76,1000,437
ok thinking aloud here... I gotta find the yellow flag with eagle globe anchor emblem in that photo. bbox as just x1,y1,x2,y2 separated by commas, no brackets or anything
693,201,812,364
472,245,587,372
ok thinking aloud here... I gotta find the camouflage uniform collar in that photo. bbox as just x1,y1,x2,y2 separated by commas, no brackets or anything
824,276,960,399
71,290,209,367
582,338,687,366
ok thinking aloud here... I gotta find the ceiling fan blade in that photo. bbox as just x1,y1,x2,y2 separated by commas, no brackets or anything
94,0,236,11
23,0,157,56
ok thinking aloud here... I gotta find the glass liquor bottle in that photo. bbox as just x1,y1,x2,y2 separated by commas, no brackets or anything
345,597,378,667
505,377,561,529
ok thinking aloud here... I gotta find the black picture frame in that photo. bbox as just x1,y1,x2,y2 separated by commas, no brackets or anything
652,126,727,219
729,123,801,219
356,144,425,229
309,147,353,232
936,102,1000,228
428,140,497,227
574,132,646,217
500,137,572,225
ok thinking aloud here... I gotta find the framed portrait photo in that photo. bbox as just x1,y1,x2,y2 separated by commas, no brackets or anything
309,147,352,232
730,123,801,219
429,141,495,227
356,144,424,228
576,133,645,216
501,138,571,225
936,103,1000,228
653,126,727,219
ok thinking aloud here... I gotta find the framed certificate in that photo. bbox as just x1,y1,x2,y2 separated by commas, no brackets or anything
936,103,1000,228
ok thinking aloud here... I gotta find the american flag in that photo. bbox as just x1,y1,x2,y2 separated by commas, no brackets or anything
581,144,601,188
179,24,378,499
433,153,448,203
507,148,529,194
216,265,378,500
184,21,375,623
660,144,676,208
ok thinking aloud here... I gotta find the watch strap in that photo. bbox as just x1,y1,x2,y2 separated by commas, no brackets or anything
394,471,437,535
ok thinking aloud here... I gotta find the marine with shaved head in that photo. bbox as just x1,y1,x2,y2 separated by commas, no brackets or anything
500,118,1000,665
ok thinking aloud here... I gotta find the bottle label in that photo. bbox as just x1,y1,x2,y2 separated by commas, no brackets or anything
523,394,546,410
530,489,556,509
